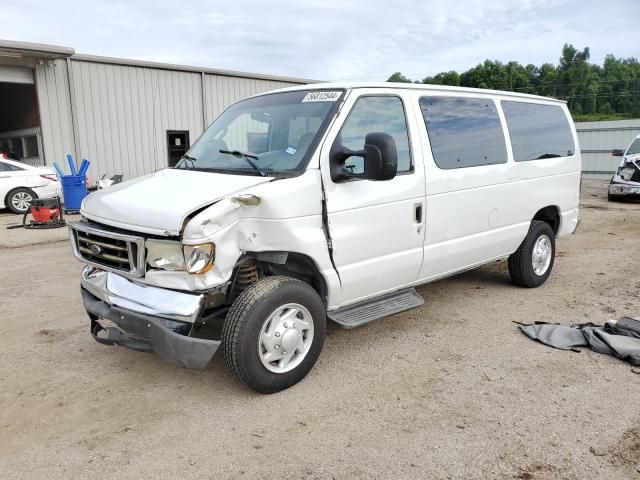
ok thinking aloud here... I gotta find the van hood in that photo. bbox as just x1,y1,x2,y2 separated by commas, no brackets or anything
81,169,272,236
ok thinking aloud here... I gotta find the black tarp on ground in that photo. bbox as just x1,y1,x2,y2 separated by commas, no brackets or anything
518,317,640,365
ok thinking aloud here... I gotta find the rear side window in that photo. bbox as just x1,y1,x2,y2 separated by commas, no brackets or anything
419,97,508,169
501,101,575,161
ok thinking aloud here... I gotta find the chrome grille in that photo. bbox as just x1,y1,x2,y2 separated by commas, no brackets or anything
69,221,145,278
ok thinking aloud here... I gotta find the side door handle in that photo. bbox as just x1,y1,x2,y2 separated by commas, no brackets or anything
414,202,423,233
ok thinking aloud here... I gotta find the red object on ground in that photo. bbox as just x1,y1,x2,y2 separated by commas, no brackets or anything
29,199,61,223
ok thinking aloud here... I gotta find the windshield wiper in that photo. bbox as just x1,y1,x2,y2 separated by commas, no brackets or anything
219,149,266,176
178,154,198,169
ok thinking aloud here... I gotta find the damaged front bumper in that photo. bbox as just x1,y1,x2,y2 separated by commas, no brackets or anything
81,266,220,369
608,177,640,198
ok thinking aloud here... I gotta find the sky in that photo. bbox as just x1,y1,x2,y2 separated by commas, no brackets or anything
3,0,638,81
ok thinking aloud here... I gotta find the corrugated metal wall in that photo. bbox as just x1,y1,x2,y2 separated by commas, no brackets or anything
70,60,205,180
34,57,302,180
34,59,75,170
576,119,640,178
203,75,295,123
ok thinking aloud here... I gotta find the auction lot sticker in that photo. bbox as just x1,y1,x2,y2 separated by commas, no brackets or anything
302,91,342,102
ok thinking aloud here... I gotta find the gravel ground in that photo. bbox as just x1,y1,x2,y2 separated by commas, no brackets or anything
0,178,639,480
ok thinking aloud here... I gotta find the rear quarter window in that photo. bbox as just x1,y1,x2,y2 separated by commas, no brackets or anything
0,162,24,172
501,101,575,161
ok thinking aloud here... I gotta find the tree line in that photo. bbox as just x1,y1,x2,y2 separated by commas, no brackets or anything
388,44,640,121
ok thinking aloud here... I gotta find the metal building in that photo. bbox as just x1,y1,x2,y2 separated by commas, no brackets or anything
0,39,309,181
576,119,640,178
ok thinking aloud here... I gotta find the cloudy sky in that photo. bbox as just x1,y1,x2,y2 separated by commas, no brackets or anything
4,0,638,81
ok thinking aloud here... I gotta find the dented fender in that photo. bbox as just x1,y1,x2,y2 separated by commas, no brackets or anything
169,169,342,306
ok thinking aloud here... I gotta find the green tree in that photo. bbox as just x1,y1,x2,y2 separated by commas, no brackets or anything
423,70,460,86
387,72,413,83
386,44,640,120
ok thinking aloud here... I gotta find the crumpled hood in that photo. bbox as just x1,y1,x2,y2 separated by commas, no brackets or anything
81,169,272,235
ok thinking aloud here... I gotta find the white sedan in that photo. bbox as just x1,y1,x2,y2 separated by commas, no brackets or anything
0,159,60,213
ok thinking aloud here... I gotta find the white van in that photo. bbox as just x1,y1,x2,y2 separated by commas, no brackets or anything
69,83,581,392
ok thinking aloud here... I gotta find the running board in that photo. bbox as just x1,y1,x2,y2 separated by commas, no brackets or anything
328,288,424,329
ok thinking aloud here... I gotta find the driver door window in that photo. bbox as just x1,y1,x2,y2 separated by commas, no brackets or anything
335,96,412,175
323,93,424,305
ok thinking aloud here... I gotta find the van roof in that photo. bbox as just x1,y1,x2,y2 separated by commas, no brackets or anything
262,82,567,104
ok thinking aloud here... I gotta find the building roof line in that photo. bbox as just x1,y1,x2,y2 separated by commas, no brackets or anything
0,39,74,59
71,53,316,84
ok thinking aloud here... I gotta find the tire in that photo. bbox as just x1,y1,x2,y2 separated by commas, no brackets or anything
222,275,326,393
508,220,556,288
7,187,37,214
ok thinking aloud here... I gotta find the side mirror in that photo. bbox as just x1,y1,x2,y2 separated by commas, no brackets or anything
612,149,625,157
330,132,398,182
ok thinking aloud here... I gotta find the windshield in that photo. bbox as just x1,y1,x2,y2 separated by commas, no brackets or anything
626,138,640,156
176,90,344,175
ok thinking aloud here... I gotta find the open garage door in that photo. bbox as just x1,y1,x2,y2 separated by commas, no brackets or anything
0,65,34,84
0,67,43,166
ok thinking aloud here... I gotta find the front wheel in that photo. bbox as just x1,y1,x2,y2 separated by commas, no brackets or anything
508,220,555,288
222,276,326,393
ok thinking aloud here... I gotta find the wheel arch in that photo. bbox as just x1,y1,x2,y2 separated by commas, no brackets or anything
532,205,561,235
235,251,328,306
4,186,37,211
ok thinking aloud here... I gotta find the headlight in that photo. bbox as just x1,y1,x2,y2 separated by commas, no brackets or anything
620,167,635,181
146,240,185,271
183,243,215,274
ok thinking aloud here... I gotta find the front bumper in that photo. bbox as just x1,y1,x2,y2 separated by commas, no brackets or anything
81,266,220,369
609,178,640,198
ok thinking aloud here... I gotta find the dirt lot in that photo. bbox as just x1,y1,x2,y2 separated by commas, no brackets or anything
0,178,639,480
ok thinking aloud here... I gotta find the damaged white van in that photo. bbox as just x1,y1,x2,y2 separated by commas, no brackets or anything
69,83,581,393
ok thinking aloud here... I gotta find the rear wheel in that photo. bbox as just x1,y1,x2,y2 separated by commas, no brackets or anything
508,220,555,288
222,276,326,393
7,188,36,214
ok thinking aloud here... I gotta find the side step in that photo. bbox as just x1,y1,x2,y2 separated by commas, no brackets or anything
328,288,424,329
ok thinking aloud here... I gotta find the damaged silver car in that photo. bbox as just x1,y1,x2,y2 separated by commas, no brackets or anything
609,134,640,200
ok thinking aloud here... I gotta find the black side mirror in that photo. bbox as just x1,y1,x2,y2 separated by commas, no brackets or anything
330,132,398,182
612,149,624,157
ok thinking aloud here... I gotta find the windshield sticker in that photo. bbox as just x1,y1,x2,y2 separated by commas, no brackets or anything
285,146,297,155
302,91,341,102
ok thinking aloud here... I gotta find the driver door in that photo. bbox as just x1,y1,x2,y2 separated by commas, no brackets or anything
319,91,426,307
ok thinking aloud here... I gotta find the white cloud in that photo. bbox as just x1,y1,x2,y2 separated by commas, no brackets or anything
2,0,638,80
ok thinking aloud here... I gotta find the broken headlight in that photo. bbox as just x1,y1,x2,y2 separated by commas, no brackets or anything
146,239,185,271
620,167,636,181
183,243,215,274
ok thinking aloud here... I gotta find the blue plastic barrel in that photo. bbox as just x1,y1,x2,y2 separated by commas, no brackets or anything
60,175,87,211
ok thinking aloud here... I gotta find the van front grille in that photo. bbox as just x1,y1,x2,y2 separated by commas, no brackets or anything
69,221,145,277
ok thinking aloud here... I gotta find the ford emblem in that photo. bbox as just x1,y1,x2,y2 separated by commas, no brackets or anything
88,243,102,255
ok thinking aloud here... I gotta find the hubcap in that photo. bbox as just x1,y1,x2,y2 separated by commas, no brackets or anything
532,234,552,276
11,191,33,212
258,303,314,374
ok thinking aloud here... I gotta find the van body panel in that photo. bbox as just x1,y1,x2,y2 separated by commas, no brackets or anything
81,168,273,236
144,169,343,302
409,90,580,283
319,88,427,306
